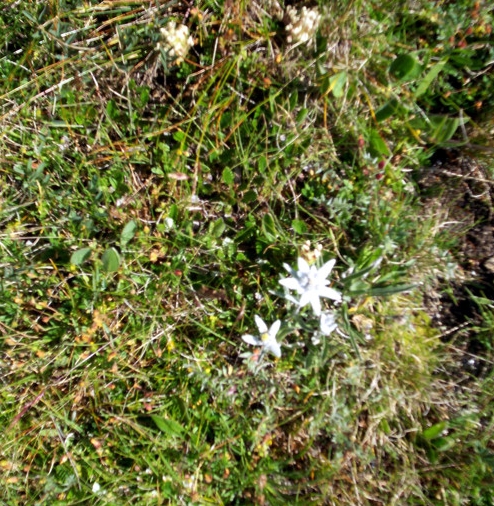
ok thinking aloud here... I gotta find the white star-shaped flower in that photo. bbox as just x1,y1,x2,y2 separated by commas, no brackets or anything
279,257,341,316
242,315,282,358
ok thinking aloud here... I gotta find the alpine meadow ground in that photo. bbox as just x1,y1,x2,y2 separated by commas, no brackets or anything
1,1,494,504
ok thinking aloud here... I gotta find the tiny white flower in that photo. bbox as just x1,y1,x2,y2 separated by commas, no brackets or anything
320,311,338,336
157,21,194,63
279,257,341,316
164,217,175,230
242,315,282,358
285,6,321,45
311,335,321,345
92,482,101,494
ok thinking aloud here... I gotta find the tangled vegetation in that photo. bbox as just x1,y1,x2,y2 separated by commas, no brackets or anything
1,1,493,504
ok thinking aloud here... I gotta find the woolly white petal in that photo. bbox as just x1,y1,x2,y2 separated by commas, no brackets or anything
269,319,281,337
297,257,310,273
279,277,302,290
318,286,342,302
309,294,322,316
242,334,262,346
320,312,338,336
282,263,294,274
254,315,268,334
298,291,313,308
266,340,281,358
284,293,301,305
318,258,337,280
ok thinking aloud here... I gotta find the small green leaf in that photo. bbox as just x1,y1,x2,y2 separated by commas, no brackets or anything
220,111,233,129
367,284,415,296
258,155,267,174
262,213,277,241
422,421,447,440
328,71,347,98
168,204,179,221
375,99,403,122
429,115,460,144
150,415,183,437
138,86,150,107
414,58,448,98
380,418,391,435
291,219,307,234
389,54,421,81
296,108,309,124
120,220,137,246
289,90,298,111
210,218,226,239
242,190,258,203
479,449,494,471
432,436,455,452
368,129,390,157
222,167,235,185
101,248,121,273
70,247,92,266
106,99,118,119
347,279,371,295
173,130,186,142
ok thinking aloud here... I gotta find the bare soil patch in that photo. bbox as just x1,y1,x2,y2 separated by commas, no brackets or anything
418,148,494,378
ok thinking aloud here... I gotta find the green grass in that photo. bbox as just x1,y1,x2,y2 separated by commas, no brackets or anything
1,0,494,504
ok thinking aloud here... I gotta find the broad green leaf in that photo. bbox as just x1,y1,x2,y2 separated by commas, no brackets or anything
101,247,121,273
389,54,421,81
70,247,92,266
414,58,448,98
120,220,137,246
150,415,183,437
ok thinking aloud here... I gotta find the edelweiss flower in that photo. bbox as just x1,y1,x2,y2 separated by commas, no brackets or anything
242,315,282,358
280,257,341,316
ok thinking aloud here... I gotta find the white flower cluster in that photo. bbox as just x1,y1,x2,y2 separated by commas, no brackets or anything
241,253,341,359
157,21,194,63
285,6,321,45
301,240,322,264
